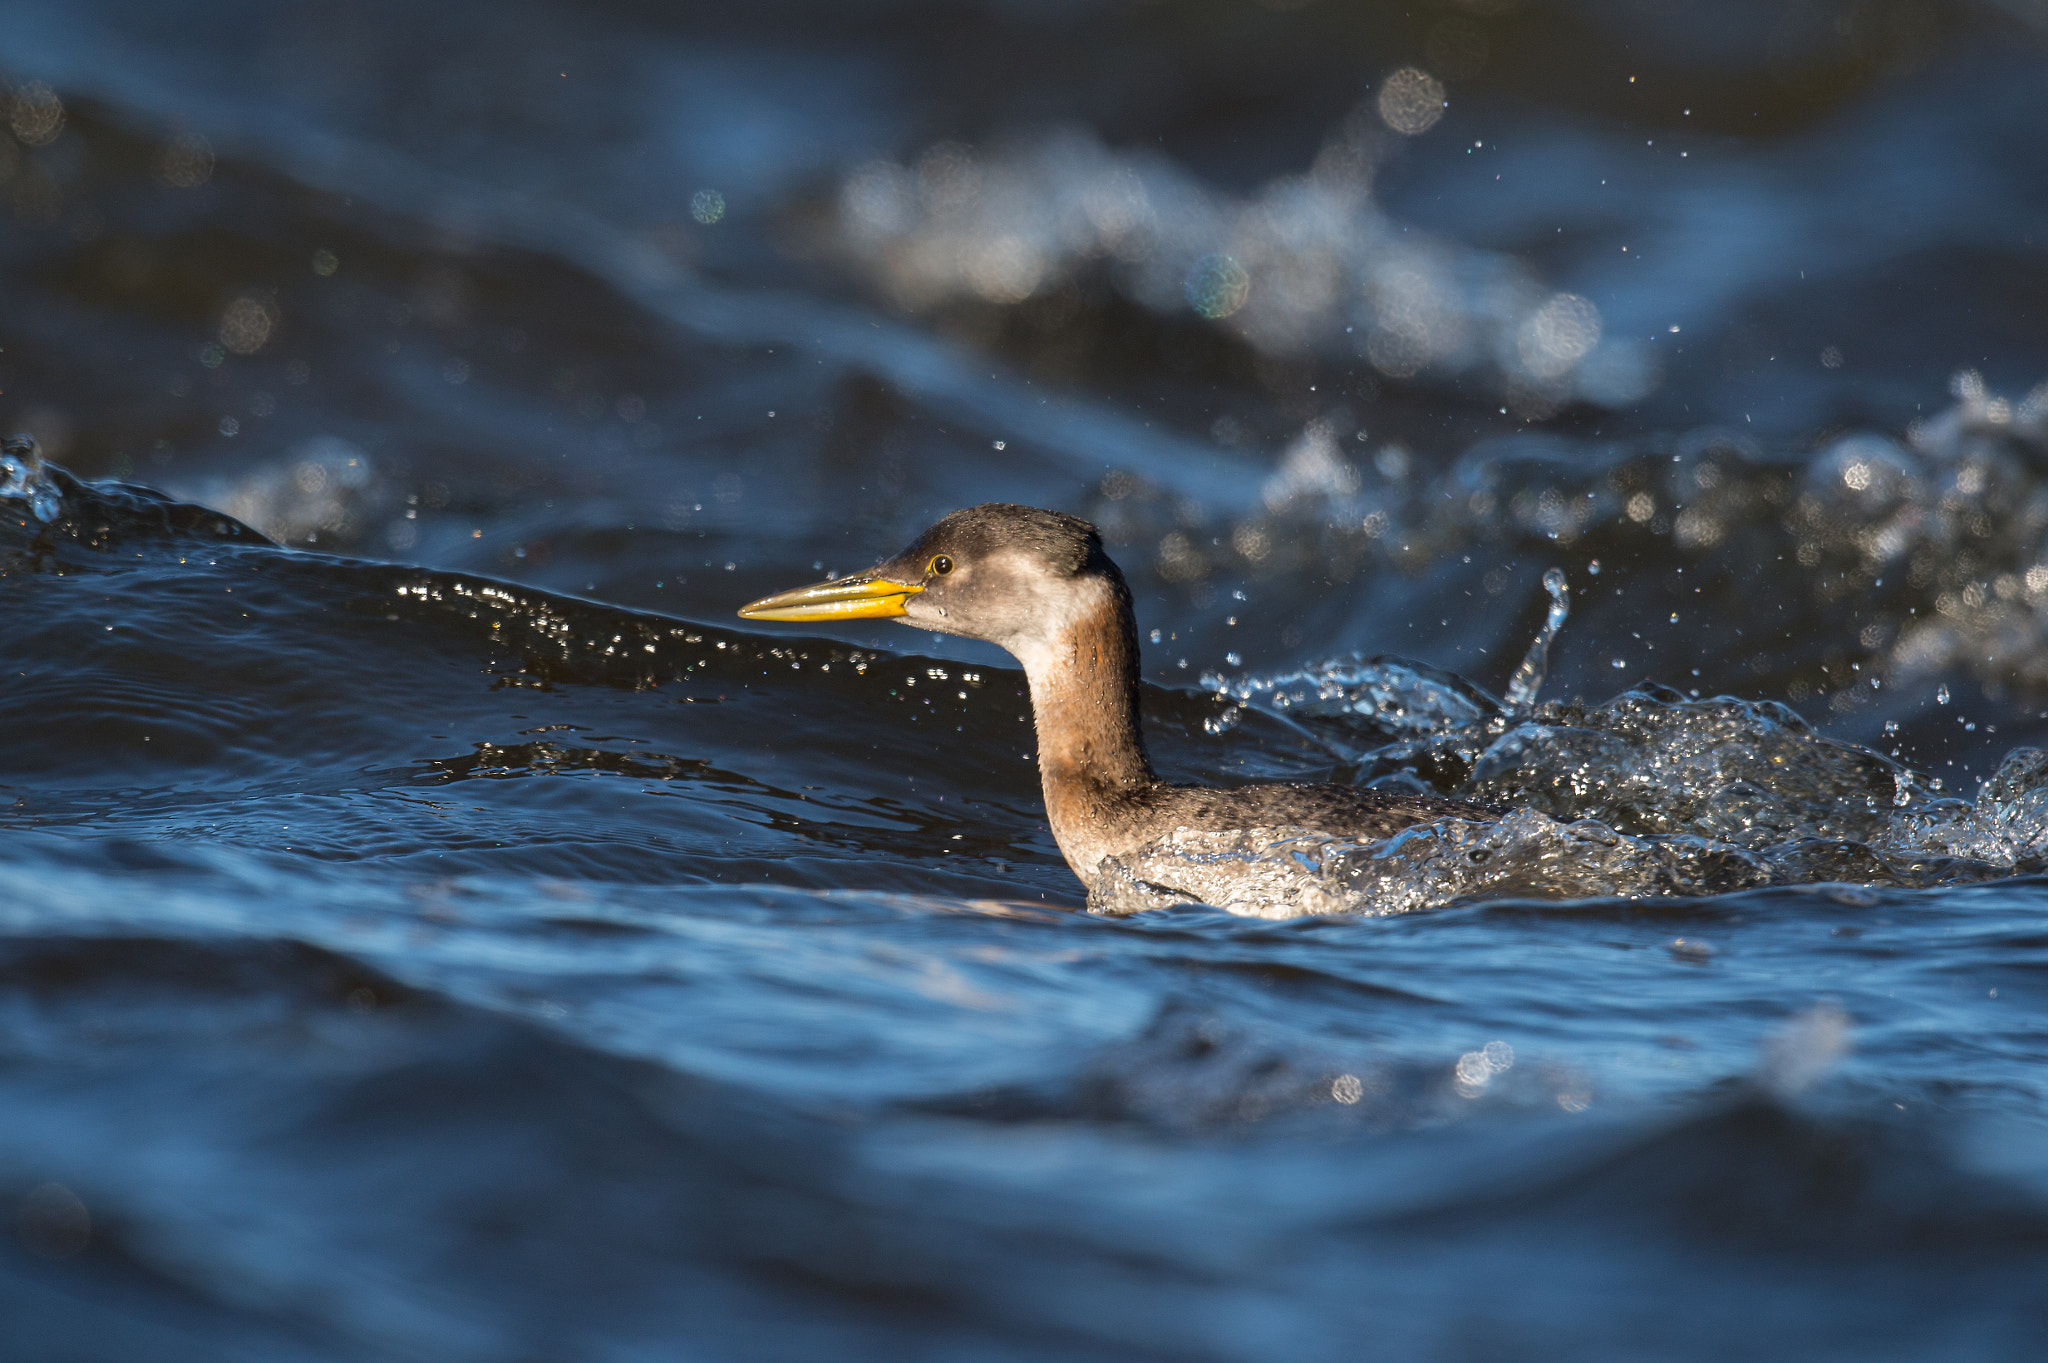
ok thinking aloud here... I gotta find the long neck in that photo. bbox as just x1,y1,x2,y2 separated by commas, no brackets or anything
1013,585,1158,878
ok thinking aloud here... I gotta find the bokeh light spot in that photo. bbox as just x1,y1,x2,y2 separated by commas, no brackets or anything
1185,253,1250,319
917,143,981,215
967,235,1047,304
841,160,915,238
155,131,214,188
219,296,277,355
1517,292,1602,378
1377,68,1447,136
7,81,66,147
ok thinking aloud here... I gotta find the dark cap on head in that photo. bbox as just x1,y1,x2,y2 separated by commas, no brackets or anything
885,503,1103,579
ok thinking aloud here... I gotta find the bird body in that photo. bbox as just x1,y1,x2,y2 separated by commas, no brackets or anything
740,504,1486,894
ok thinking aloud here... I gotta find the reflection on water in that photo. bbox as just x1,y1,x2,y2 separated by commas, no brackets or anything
4,2,2048,1358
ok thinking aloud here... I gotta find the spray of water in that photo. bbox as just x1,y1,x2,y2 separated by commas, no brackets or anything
0,434,62,524
1503,567,1570,713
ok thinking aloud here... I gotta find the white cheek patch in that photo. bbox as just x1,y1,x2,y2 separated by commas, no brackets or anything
1002,571,1115,679
894,550,1113,675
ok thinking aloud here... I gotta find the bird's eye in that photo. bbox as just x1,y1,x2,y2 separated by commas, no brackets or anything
928,554,953,576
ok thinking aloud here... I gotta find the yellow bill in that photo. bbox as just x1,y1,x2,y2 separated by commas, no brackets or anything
737,573,923,621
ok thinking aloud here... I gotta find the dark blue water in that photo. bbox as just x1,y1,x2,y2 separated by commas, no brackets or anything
4,3,2048,1357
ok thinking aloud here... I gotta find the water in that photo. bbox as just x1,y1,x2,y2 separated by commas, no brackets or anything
4,3,2048,1357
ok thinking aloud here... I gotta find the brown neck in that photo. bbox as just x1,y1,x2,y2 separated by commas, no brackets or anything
1015,587,1158,877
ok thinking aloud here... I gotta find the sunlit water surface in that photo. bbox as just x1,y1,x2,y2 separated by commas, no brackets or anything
3,3,2048,1358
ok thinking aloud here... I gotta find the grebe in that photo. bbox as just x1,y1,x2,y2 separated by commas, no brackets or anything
740,504,1486,891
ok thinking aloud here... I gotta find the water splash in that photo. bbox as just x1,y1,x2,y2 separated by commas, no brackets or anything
1100,677,2048,918
1201,655,1494,757
1088,810,1779,918
1198,568,1567,757
183,436,388,549
1096,372,2048,713
1503,567,1570,713
1874,746,2048,866
0,434,62,524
